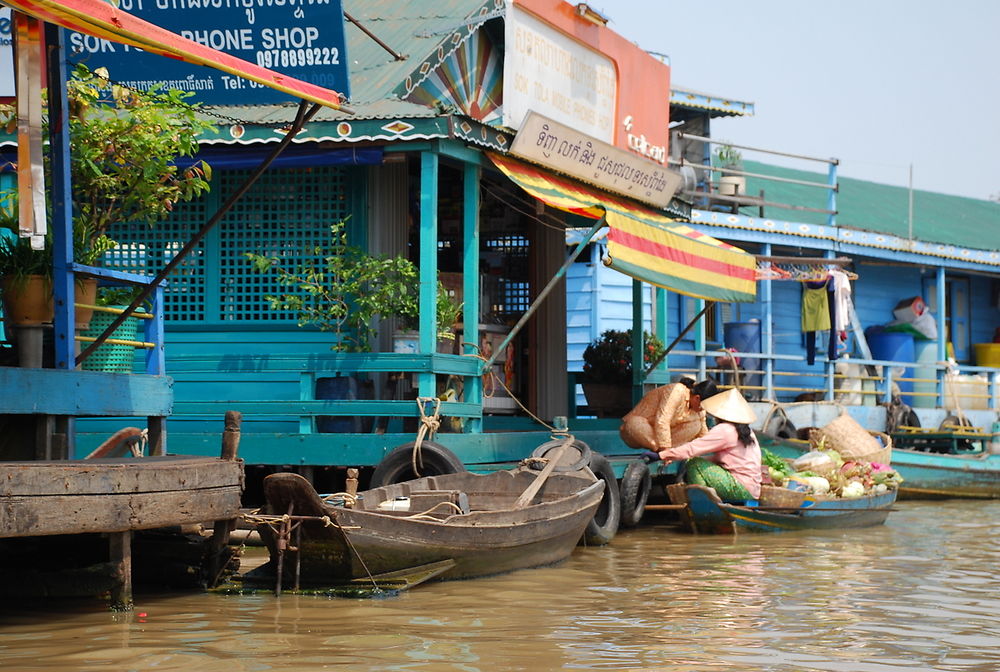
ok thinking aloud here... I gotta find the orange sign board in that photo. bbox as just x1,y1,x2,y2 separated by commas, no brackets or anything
511,0,670,163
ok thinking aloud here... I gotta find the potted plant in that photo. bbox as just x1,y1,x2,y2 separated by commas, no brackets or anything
247,218,462,353
714,143,745,197
0,64,212,335
581,329,665,416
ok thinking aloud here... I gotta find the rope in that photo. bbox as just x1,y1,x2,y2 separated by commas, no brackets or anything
411,397,443,477
131,428,149,457
402,501,466,520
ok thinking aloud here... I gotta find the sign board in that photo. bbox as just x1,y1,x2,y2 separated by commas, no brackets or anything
510,112,681,209
66,0,349,105
503,4,616,143
0,9,13,98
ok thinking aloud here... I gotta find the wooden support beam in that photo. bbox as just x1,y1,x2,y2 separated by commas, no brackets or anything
147,416,165,456
206,411,242,587
109,530,133,611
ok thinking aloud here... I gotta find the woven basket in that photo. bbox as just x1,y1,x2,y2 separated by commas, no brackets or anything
809,412,881,459
851,431,893,465
80,308,140,373
758,485,807,508
809,425,893,465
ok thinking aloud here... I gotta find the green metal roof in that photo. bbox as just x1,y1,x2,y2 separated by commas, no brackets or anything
745,160,1000,251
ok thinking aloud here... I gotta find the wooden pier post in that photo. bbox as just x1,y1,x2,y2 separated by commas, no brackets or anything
206,411,242,587
109,530,133,611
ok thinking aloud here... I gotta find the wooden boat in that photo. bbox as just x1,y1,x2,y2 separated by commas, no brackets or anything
666,483,897,534
246,464,604,591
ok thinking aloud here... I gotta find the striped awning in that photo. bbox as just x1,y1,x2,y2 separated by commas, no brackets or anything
489,153,757,303
1,0,348,110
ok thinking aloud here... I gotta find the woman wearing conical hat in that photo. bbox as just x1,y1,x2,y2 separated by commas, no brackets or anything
648,388,762,501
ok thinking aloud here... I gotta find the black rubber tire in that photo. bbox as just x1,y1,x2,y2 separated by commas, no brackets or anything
619,460,651,528
530,438,592,472
582,452,621,546
369,441,466,488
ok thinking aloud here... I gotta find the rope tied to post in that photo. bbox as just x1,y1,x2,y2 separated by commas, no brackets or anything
412,396,443,476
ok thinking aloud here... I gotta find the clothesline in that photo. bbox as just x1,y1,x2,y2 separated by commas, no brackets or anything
754,260,859,282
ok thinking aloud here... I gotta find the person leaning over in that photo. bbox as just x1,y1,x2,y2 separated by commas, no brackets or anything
644,388,762,502
619,378,718,453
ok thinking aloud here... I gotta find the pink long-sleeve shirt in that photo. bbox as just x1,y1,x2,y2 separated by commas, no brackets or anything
658,422,762,498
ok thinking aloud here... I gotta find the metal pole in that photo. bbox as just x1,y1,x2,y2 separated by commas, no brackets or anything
481,214,606,373
644,302,713,377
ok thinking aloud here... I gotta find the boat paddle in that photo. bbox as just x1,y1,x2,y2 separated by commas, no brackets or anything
514,436,575,509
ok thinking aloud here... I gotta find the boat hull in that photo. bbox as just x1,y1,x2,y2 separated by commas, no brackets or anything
253,469,604,586
675,484,896,534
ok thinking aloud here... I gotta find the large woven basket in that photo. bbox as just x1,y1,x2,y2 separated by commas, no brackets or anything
80,308,140,373
758,485,808,508
809,424,893,465
809,413,881,459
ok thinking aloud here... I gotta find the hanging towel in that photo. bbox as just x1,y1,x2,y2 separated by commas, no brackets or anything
803,278,831,365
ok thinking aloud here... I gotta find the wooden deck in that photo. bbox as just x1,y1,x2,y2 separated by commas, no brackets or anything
0,456,243,537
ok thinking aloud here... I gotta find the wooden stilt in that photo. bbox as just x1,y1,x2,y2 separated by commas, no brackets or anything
345,468,359,507
109,530,133,611
146,416,166,456
206,411,242,588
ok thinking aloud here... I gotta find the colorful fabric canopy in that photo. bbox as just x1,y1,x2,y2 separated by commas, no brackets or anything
489,153,757,303
1,0,348,110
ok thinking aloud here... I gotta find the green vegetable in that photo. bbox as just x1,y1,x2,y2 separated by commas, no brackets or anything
761,447,792,476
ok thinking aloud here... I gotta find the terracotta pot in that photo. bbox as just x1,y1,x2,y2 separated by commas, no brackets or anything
74,277,99,330
582,382,633,417
1,274,54,326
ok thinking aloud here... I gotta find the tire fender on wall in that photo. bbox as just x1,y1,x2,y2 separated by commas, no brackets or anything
582,451,621,546
619,459,651,528
369,441,466,488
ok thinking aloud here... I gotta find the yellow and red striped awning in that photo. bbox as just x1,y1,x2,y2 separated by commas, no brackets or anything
2,0,348,110
489,153,757,303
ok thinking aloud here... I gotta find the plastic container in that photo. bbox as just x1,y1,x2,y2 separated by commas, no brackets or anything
974,343,1000,369
315,376,362,433
911,340,939,408
867,329,915,403
723,321,761,391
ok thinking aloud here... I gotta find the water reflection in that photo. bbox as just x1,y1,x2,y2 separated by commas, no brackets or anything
0,500,999,671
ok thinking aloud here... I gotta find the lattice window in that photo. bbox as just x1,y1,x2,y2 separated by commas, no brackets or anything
103,165,349,323
105,196,209,322
217,167,348,322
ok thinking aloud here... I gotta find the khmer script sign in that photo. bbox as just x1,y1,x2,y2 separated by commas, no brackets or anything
510,112,681,209
67,0,349,105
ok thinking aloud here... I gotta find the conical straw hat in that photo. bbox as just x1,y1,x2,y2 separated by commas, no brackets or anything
701,388,756,424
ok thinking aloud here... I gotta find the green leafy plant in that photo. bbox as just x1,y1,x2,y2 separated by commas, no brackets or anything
0,190,51,288
582,329,665,385
714,143,743,169
0,64,215,267
246,219,463,353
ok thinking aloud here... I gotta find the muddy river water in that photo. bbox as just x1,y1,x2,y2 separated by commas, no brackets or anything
1,498,998,671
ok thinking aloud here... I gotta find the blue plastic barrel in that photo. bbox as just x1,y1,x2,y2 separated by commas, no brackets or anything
723,321,762,392
866,329,915,403
316,376,362,433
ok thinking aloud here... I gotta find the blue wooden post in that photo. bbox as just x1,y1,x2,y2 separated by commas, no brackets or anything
936,266,947,407
46,24,74,370
631,278,642,404
826,160,838,228
824,249,836,400
462,161,482,433
761,243,773,400
144,284,166,376
695,298,707,380
655,287,667,376
418,149,439,398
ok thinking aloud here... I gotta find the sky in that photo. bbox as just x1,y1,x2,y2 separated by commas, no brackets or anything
604,0,1000,201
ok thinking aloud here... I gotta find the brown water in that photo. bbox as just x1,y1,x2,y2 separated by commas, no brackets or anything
2,499,999,671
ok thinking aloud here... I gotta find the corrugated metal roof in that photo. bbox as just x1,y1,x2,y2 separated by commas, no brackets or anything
744,160,1000,251
341,0,490,104
671,87,755,120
